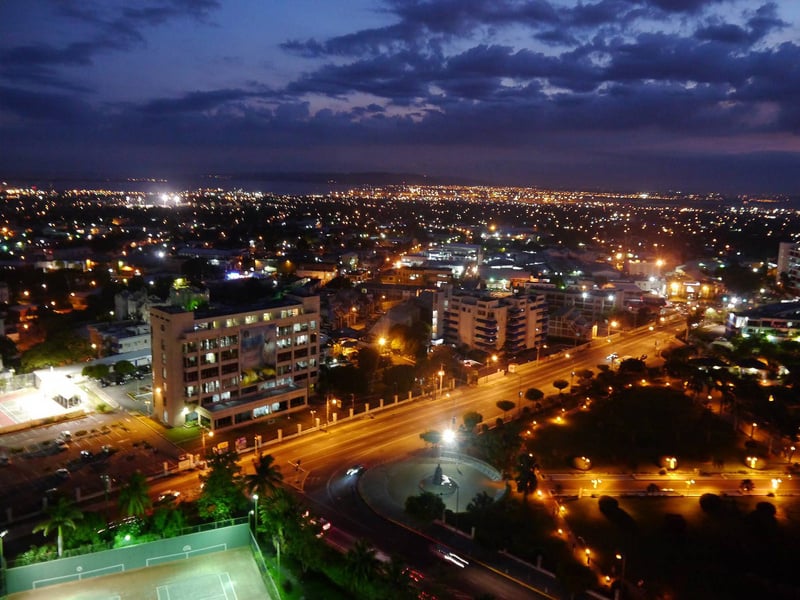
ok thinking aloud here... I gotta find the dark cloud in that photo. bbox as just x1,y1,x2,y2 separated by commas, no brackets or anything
0,1,221,90
634,0,730,13
282,24,420,58
695,23,751,44
602,32,750,86
745,2,788,39
139,88,269,115
0,85,89,121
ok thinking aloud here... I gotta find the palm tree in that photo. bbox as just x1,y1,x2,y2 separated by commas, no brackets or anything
32,497,83,557
118,471,151,518
245,453,283,498
345,538,380,590
261,487,303,584
514,453,539,500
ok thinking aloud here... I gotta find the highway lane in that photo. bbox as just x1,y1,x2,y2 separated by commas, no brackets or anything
1,325,685,596
237,326,684,598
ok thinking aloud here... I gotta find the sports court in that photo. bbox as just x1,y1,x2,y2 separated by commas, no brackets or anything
7,547,273,600
0,387,69,428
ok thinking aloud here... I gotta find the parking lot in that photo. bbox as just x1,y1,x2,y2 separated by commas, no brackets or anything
0,381,184,523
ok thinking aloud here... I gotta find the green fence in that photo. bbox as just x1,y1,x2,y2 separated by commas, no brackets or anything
4,521,251,594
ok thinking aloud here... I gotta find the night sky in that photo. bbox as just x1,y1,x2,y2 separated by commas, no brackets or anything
1,0,799,194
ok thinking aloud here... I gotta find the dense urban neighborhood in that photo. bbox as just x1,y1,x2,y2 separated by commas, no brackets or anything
0,182,799,599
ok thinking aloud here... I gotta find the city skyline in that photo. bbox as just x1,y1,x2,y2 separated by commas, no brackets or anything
2,0,800,194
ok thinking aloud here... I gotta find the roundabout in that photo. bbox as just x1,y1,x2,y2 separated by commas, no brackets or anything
358,450,506,518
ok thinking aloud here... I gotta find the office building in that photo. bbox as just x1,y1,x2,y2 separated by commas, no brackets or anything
150,294,320,431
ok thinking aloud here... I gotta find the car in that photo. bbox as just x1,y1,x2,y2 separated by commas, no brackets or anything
80,450,94,460
302,510,332,537
432,545,469,568
402,566,425,583
346,464,365,476
314,517,331,537
58,431,72,442
55,468,70,479
155,490,181,505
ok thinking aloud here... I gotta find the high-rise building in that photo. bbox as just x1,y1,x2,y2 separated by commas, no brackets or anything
150,294,320,431
777,242,800,291
443,290,547,355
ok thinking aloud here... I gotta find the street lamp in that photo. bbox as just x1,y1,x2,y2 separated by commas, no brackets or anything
326,396,338,428
437,368,444,400
1,529,7,571
585,547,591,565
615,553,626,599
253,494,259,531
751,422,758,439
378,336,386,355
202,428,213,454
788,445,796,463
101,474,111,524
536,344,547,364
310,410,317,428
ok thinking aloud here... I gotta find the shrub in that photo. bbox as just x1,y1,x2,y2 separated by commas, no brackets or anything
699,493,723,514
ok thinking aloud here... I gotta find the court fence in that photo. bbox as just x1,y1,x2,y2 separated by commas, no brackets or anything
4,520,252,595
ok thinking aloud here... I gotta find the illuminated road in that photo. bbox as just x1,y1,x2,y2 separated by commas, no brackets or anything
11,322,791,598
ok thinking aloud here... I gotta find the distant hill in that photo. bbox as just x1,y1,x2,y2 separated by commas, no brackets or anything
207,171,480,186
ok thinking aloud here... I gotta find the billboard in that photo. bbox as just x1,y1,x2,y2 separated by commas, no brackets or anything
240,324,277,384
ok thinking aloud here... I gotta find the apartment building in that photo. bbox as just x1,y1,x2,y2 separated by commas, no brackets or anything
444,291,547,355
777,241,800,292
150,294,320,430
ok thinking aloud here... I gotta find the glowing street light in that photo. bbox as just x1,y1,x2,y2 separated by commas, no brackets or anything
750,422,758,439
202,428,213,454
326,395,338,428
253,493,259,531
1,529,8,571
536,343,547,364
442,428,456,445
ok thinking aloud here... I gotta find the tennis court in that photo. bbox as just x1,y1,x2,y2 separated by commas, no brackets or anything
7,547,273,600
0,387,70,428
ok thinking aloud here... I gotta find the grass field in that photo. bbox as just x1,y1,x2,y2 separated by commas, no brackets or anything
563,493,800,599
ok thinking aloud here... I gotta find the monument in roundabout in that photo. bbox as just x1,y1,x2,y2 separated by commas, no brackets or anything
358,450,505,518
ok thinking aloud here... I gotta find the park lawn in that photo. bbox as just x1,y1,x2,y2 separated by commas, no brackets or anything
527,385,745,473
563,493,800,599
